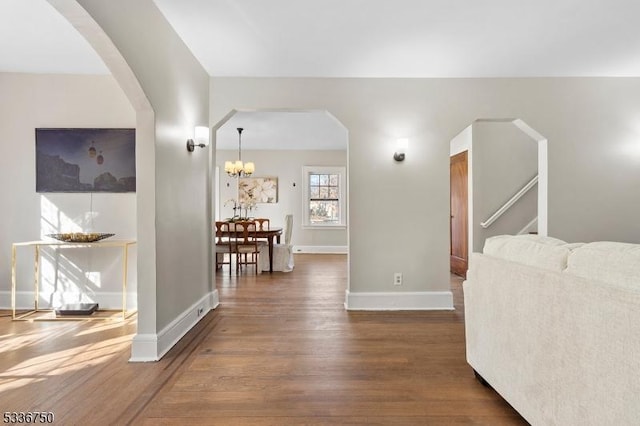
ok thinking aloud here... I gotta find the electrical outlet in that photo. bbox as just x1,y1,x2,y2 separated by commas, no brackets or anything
393,272,402,286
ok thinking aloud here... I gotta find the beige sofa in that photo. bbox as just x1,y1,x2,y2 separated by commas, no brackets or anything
463,235,640,425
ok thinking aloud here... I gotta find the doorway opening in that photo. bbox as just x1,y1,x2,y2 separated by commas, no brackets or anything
449,119,548,277
211,109,350,289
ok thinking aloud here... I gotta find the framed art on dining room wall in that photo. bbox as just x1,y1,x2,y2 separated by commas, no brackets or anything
238,176,278,203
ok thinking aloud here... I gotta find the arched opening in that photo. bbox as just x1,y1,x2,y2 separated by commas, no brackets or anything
48,0,159,361
210,109,350,295
449,118,548,277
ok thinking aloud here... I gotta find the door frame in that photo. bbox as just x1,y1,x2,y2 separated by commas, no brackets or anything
450,150,468,277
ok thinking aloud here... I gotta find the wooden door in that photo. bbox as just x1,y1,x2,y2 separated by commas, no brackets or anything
450,151,468,277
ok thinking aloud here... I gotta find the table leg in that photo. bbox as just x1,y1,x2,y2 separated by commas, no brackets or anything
268,236,274,273
35,245,40,312
11,244,17,319
122,244,129,319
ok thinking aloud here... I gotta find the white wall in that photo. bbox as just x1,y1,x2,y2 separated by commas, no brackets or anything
210,77,640,311
216,149,348,251
0,73,136,309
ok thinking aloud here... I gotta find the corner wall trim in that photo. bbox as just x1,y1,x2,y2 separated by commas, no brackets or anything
129,289,219,362
344,290,454,311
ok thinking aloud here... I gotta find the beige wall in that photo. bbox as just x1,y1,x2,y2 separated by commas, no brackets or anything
211,77,640,302
6,71,639,329
0,73,136,308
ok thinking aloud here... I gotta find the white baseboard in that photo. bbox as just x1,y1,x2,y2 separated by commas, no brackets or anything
344,290,454,311
129,289,219,362
1,291,138,310
293,245,348,254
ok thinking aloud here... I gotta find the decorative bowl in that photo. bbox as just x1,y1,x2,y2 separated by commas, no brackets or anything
47,233,115,243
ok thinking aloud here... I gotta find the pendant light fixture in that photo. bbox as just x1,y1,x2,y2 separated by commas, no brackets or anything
224,127,255,177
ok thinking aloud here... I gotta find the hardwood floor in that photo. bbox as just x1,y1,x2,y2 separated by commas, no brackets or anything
0,254,527,425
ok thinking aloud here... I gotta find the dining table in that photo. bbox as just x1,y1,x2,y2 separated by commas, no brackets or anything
222,224,283,272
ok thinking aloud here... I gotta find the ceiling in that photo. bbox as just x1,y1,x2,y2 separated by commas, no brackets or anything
0,0,108,74
3,0,640,78
2,0,639,149
215,111,347,150
153,0,640,78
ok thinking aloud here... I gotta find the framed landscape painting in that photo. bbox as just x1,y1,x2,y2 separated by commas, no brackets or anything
36,128,136,193
238,176,278,203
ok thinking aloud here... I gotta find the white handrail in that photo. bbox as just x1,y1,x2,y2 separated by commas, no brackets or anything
480,175,538,229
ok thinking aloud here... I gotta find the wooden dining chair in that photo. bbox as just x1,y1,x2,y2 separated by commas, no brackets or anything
254,218,270,231
252,218,271,248
233,220,261,274
214,221,234,275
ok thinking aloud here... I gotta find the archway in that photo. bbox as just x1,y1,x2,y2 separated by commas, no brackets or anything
49,0,159,362
54,0,218,365
210,109,350,291
449,118,548,275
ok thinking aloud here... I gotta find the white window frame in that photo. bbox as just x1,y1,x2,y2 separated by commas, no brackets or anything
302,166,347,229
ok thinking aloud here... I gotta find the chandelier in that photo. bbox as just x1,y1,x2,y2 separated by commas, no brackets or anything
224,127,255,177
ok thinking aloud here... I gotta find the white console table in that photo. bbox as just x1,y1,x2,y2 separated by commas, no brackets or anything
11,239,136,321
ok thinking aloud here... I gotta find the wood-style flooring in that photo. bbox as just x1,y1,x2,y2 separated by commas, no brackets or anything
0,254,527,425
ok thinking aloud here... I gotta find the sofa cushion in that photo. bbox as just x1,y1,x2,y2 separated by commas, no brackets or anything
565,241,640,290
483,234,575,272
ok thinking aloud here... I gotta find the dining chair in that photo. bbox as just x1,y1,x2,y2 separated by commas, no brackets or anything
260,214,294,272
233,220,261,274
254,218,270,231
214,221,234,275
252,218,271,249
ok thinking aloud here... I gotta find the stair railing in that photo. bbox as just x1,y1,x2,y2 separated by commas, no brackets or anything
480,175,538,229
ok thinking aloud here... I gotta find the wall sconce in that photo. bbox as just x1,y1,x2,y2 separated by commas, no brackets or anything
186,126,210,152
394,138,408,161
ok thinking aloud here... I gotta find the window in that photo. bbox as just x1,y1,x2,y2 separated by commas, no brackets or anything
302,166,346,228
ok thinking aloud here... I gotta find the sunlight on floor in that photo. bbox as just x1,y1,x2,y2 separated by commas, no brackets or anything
0,322,135,393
